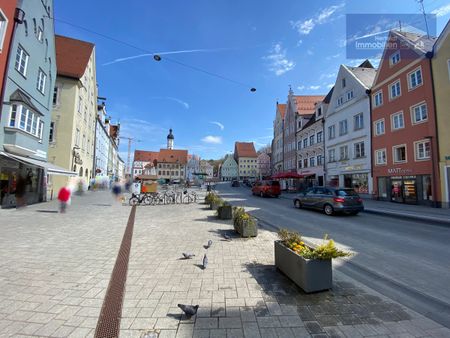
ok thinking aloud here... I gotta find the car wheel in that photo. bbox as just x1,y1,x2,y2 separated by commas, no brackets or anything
294,199,302,209
260,192,264,198
324,204,334,216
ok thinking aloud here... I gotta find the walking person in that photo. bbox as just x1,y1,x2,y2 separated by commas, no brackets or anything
15,174,27,209
58,186,71,213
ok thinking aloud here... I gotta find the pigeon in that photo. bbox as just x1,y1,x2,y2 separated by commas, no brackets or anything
178,304,199,318
182,253,195,259
202,254,208,269
223,233,231,241
206,240,213,248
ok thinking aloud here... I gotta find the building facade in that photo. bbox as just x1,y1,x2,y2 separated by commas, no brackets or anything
257,152,271,179
325,61,376,195
132,150,158,178
220,154,238,181
186,155,200,182
94,103,110,178
157,149,188,182
234,142,257,180
272,103,285,174
200,160,213,179
0,0,57,207
432,21,450,208
371,31,439,205
48,35,97,195
0,0,17,98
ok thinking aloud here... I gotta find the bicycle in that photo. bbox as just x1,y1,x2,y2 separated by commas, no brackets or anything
128,193,151,206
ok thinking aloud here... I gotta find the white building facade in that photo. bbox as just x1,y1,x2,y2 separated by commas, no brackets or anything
325,62,376,195
94,106,110,178
200,161,214,179
221,154,238,181
186,155,200,182
257,152,271,179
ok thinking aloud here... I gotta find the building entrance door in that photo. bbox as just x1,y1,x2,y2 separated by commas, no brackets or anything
390,178,403,203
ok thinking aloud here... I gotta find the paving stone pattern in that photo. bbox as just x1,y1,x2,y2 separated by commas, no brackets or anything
0,191,449,337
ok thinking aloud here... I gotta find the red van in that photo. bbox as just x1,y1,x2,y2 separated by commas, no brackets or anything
252,180,281,197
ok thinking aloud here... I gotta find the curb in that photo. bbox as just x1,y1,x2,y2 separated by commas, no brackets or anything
363,208,450,227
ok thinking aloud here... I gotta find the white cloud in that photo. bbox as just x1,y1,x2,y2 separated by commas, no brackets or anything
263,43,295,76
148,96,189,109
309,85,321,90
291,3,345,36
297,85,305,90
326,83,334,89
307,49,314,56
120,118,166,141
320,72,337,80
210,121,224,130
201,136,223,144
432,4,450,17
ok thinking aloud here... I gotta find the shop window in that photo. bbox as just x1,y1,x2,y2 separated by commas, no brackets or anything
378,177,388,198
393,145,407,163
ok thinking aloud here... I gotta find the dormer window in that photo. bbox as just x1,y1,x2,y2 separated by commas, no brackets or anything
390,51,400,65
317,107,322,116
342,78,346,88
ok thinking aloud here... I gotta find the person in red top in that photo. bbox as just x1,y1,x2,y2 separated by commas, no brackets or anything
58,186,71,213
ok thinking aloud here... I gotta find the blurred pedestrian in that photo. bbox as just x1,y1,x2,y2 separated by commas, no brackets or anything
15,174,27,208
58,186,71,213
112,180,122,201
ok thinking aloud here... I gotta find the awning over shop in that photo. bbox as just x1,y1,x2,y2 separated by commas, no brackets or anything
0,152,77,176
272,172,313,179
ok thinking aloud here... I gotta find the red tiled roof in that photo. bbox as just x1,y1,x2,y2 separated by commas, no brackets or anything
277,103,286,119
235,142,257,158
55,35,94,79
294,95,325,115
134,150,159,163
158,149,188,164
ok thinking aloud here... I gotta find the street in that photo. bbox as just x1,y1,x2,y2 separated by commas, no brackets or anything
215,182,450,328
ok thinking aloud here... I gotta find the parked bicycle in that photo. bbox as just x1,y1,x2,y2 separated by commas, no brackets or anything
128,193,152,206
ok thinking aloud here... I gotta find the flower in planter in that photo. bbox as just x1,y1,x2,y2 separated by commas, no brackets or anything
277,229,351,260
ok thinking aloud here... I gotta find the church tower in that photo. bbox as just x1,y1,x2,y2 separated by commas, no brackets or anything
167,129,174,149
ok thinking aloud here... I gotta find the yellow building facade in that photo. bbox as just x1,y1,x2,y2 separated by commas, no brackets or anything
432,21,450,208
47,36,97,198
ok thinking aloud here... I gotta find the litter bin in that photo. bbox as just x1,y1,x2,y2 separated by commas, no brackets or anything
207,185,211,192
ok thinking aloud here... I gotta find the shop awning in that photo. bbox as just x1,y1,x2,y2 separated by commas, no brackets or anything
0,152,77,176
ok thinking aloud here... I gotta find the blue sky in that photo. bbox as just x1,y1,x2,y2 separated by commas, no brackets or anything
54,0,450,161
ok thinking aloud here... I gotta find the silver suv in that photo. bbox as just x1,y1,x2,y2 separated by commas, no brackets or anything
293,187,364,216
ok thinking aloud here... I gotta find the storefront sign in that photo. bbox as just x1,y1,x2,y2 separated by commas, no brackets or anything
388,168,413,175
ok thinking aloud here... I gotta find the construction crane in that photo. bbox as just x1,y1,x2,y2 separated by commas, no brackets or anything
119,137,141,176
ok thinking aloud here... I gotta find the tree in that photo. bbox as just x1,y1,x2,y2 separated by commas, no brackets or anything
257,144,271,156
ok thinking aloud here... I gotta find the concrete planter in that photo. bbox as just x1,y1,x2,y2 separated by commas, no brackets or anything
210,201,221,210
218,205,233,219
274,241,332,293
234,218,258,237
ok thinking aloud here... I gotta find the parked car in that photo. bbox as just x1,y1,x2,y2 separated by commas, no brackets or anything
231,180,240,187
252,180,281,197
293,187,364,216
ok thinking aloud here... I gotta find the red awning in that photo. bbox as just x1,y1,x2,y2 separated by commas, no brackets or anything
272,172,305,179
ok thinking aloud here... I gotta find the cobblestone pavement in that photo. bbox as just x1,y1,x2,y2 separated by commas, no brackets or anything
0,191,449,337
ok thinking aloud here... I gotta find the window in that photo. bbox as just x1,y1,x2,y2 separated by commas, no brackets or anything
354,142,365,158
309,135,314,145
303,138,308,148
337,96,344,106
37,69,46,93
339,120,348,136
390,51,400,65
317,155,323,166
408,67,422,89
328,125,335,139
354,113,363,130
328,149,335,162
310,157,315,167
317,131,323,143
9,105,17,127
37,27,43,42
375,149,387,165
411,103,428,124
374,119,385,136
53,86,59,105
415,140,430,160
317,107,322,116
346,90,354,101
303,159,308,168
78,96,82,113
393,145,407,163
31,114,37,135
391,112,404,130
297,141,301,150
49,122,55,142
298,120,302,129
0,9,8,50
339,145,348,160
75,128,80,146
298,160,302,169
389,80,401,99
15,45,29,76
342,78,346,88
373,91,383,107
38,120,44,141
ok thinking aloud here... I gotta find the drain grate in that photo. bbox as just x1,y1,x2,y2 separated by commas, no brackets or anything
94,206,136,338
36,210,59,213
